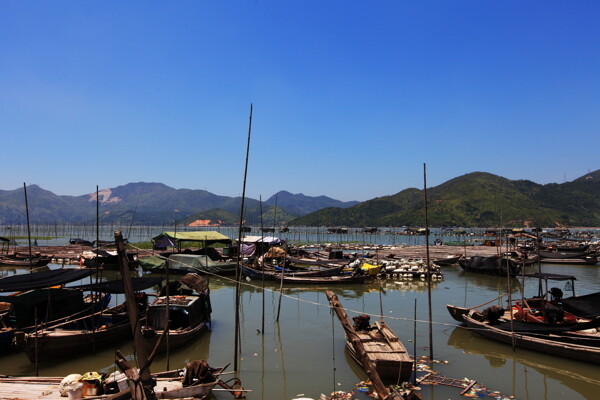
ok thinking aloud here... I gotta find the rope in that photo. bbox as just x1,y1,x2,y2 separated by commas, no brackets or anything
127,242,470,328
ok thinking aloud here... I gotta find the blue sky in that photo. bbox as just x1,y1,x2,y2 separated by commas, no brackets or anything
2,1,599,201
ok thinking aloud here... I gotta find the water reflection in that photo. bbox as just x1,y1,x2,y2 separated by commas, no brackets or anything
1,260,599,399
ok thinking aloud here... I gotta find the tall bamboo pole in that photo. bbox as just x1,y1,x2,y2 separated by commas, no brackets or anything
235,104,253,372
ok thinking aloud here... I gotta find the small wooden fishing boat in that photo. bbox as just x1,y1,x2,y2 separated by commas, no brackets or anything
433,254,463,266
326,291,413,382
539,250,592,259
0,361,228,400
141,273,212,354
0,253,53,267
0,268,107,354
82,249,138,270
23,304,134,362
538,254,598,264
269,273,370,285
242,264,345,281
22,277,163,362
459,254,521,276
461,312,600,365
447,304,470,322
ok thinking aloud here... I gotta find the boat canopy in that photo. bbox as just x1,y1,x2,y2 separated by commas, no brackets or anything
152,231,232,250
0,268,95,292
241,235,283,245
523,272,577,281
562,291,600,319
138,255,167,271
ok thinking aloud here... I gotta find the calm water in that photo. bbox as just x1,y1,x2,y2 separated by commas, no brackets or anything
7,224,599,247
1,259,600,399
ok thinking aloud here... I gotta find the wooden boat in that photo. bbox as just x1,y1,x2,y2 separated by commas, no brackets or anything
23,304,134,362
0,253,53,267
22,277,163,362
141,273,212,354
0,362,226,400
270,274,370,285
326,291,413,382
459,254,521,276
461,312,600,365
68,238,93,246
242,264,345,281
447,302,600,347
539,249,593,259
432,254,463,266
538,254,598,264
82,249,138,270
0,269,106,354
446,304,470,323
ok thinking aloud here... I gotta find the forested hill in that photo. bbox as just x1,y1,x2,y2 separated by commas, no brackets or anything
288,171,600,227
0,183,357,226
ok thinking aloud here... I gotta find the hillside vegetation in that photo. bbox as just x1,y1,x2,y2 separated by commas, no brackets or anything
289,171,600,227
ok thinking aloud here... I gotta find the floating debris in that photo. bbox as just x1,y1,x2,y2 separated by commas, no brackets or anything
320,391,354,400
415,356,516,399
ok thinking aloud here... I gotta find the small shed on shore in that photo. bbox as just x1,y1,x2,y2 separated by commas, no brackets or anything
152,231,232,252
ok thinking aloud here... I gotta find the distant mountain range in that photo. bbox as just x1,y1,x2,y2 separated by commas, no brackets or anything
289,170,600,228
2,170,599,228
0,183,358,226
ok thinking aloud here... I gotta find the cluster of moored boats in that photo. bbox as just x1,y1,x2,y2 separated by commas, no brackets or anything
0,232,247,400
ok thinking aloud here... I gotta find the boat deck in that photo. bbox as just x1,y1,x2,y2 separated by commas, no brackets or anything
347,321,413,381
0,377,65,400
0,377,186,400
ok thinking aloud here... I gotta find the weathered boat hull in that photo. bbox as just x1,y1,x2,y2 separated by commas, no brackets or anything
462,314,600,365
459,256,521,276
23,313,134,363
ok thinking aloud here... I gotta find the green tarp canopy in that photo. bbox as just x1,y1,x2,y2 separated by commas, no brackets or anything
152,231,232,250
138,255,167,271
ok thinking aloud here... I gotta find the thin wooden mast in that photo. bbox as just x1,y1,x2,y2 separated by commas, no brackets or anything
23,183,32,268
235,104,253,372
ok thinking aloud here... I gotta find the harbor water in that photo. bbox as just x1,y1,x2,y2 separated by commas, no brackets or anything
1,227,600,399
1,261,599,399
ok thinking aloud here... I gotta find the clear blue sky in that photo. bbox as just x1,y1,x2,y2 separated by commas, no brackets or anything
2,1,599,201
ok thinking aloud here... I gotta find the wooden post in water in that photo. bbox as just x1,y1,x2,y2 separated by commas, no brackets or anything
23,183,33,268
259,196,265,334
423,164,433,361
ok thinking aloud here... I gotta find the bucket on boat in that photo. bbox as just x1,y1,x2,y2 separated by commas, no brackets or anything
66,384,83,400
82,381,99,396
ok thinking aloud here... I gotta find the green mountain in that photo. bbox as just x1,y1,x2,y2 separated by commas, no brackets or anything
289,171,600,227
264,191,359,215
0,183,352,226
